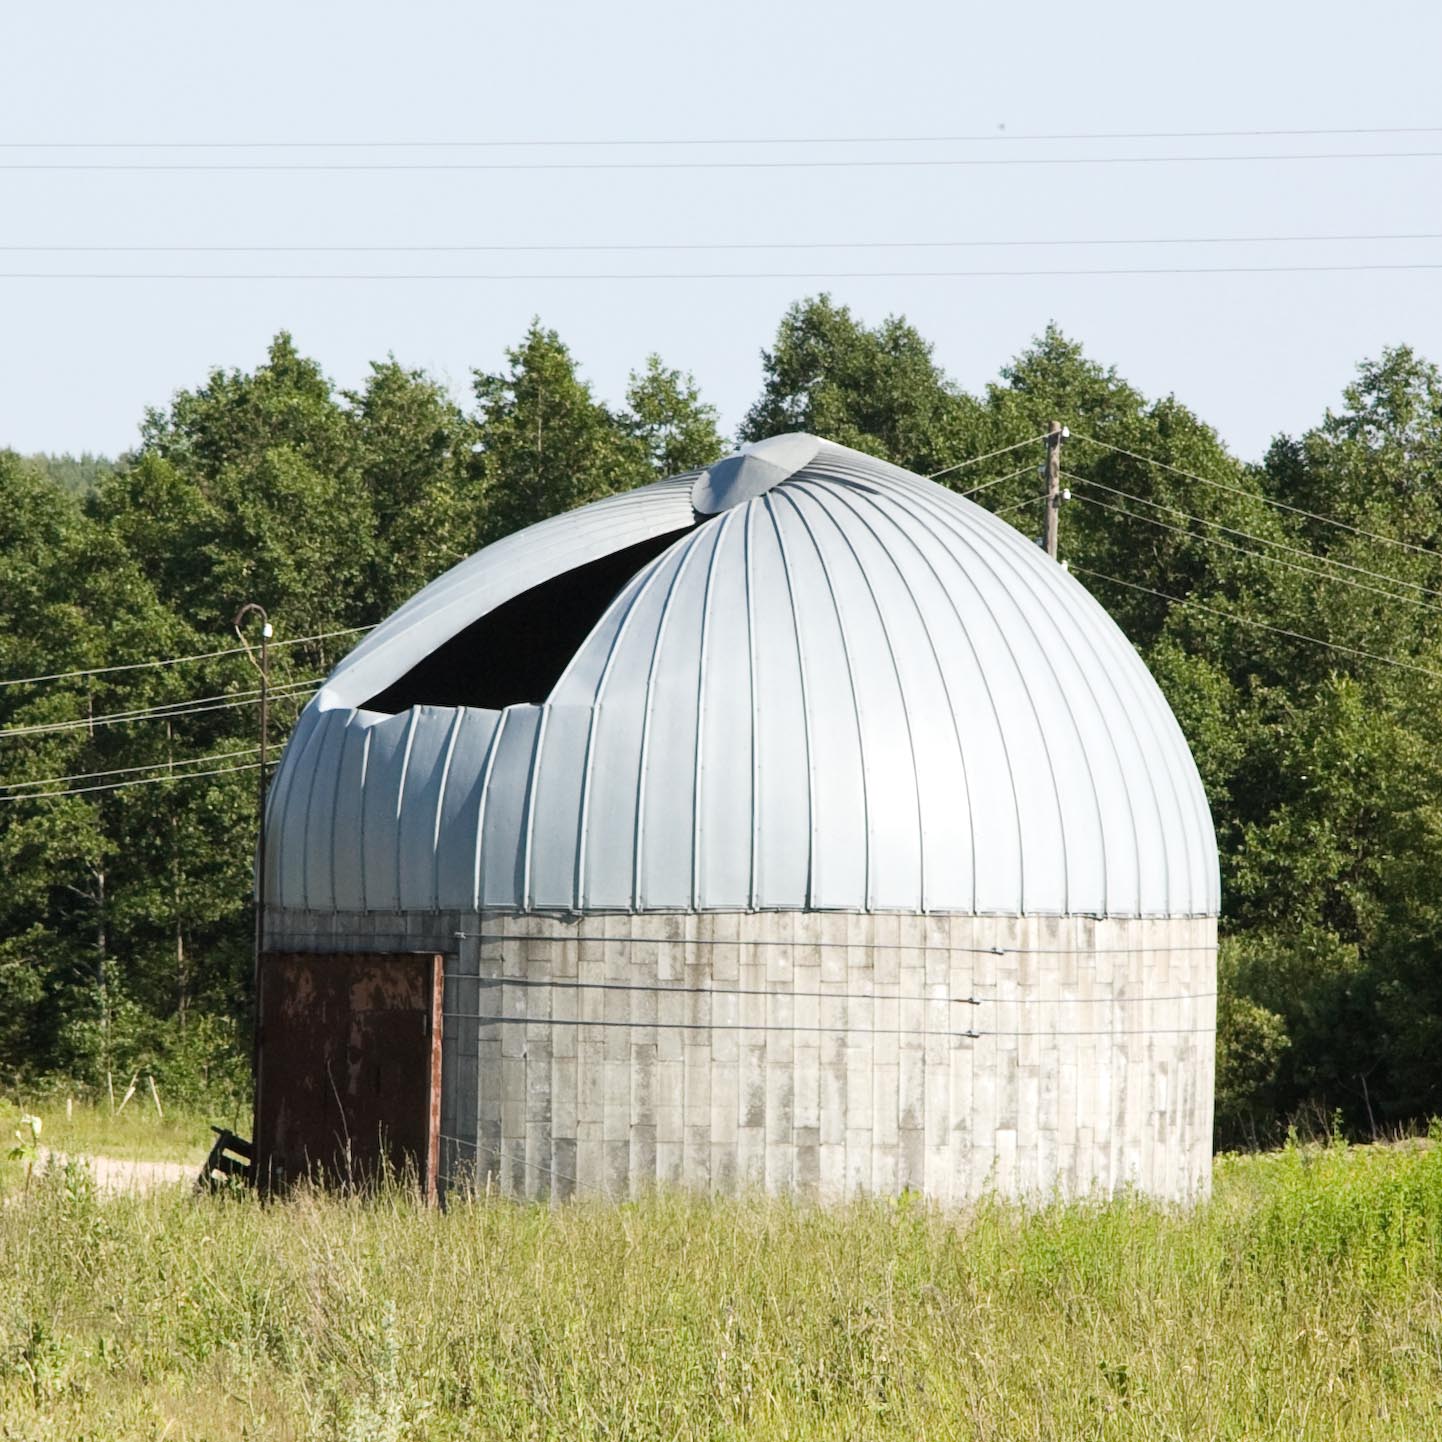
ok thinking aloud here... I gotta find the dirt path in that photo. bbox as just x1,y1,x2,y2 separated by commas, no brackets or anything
36,1147,197,1194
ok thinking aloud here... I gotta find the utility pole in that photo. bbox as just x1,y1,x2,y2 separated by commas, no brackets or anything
1043,420,1064,561
233,603,271,1139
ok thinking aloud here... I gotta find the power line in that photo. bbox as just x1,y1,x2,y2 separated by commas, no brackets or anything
1072,565,1442,683
928,435,1048,480
10,231,1442,254
0,680,320,740
0,625,371,689
1067,474,1442,601
1069,432,1442,560
0,760,263,803
991,492,1051,520
957,463,1041,499
1070,491,1442,617
7,126,1442,149
2,746,259,793
9,151,1442,173
11,263,1442,282
451,930,1215,957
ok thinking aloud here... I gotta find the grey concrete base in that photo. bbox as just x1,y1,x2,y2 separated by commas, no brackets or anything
266,909,1216,1206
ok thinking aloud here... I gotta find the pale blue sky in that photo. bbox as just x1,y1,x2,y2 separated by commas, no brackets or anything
3,1,1441,462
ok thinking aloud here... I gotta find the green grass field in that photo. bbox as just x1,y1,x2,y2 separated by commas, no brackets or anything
14,1096,220,1167
3,1122,1441,1440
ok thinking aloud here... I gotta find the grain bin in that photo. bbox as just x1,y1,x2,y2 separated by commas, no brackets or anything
258,434,1218,1203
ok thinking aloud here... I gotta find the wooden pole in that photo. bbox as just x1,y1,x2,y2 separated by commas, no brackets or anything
1043,420,1063,561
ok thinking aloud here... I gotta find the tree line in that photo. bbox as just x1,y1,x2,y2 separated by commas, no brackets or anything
3,298,1441,1146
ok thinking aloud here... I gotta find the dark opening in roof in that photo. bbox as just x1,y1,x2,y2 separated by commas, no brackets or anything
360,528,689,713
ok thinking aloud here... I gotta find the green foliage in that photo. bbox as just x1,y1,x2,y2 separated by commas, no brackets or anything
2,1142,1442,1437
1215,945,1290,1146
741,294,983,472
0,323,726,1099
24,451,113,498
472,321,653,543
7,307,1442,1144
622,354,727,476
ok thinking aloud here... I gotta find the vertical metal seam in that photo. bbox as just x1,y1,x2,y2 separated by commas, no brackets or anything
472,708,510,912
393,708,421,912
875,480,1073,914
1147,692,1211,916
949,479,1189,914
771,489,872,909
690,512,732,908
1013,540,1169,916
826,487,1024,914
269,706,316,908
820,483,979,913
521,704,550,910
357,726,374,912
763,495,817,909
632,533,704,909
1009,562,1152,916
324,713,357,914
430,708,466,911
898,471,1196,916
743,502,761,910
575,548,684,911
891,485,1112,916
290,710,329,912
789,480,926,912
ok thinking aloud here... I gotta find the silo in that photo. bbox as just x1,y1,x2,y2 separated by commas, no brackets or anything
257,434,1218,1204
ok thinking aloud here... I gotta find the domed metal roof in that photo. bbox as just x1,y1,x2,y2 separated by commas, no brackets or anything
265,436,1219,918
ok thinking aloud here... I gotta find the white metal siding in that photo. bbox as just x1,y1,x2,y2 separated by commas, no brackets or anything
266,438,1220,918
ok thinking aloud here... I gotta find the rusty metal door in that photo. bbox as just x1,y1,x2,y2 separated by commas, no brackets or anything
255,952,442,1199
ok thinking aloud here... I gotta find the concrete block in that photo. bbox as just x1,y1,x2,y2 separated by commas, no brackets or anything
301,907,1214,1205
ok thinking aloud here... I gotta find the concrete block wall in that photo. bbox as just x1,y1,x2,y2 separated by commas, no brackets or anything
266,908,1216,1206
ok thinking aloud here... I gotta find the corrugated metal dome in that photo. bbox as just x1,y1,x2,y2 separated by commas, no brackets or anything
265,435,1219,918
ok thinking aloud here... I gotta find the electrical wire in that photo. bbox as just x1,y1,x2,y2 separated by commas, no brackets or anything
439,1132,595,1198
1,746,259,793
442,971,1215,1006
449,931,1216,956
10,151,1442,173
956,463,1040,499
928,435,1047,480
1071,565,1442,683
8,231,1442,254
1069,491,1442,617
11,262,1442,281
1069,432,1442,560
0,625,372,690
0,761,263,803
9,126,1442,148
1065,474,1442,601
0,680,321,740
991,492,1051,520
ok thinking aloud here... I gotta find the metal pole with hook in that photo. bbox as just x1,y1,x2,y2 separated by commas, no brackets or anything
233,602,271,1147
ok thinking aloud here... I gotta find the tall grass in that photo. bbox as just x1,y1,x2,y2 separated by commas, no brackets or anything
3,1133,1441,1439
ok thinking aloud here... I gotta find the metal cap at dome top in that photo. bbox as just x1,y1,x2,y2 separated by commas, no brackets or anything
691,432,823,514
266,436,1220,920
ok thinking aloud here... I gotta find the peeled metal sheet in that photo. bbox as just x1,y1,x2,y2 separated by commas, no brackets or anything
320,475,697,711
265,436,1221,919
